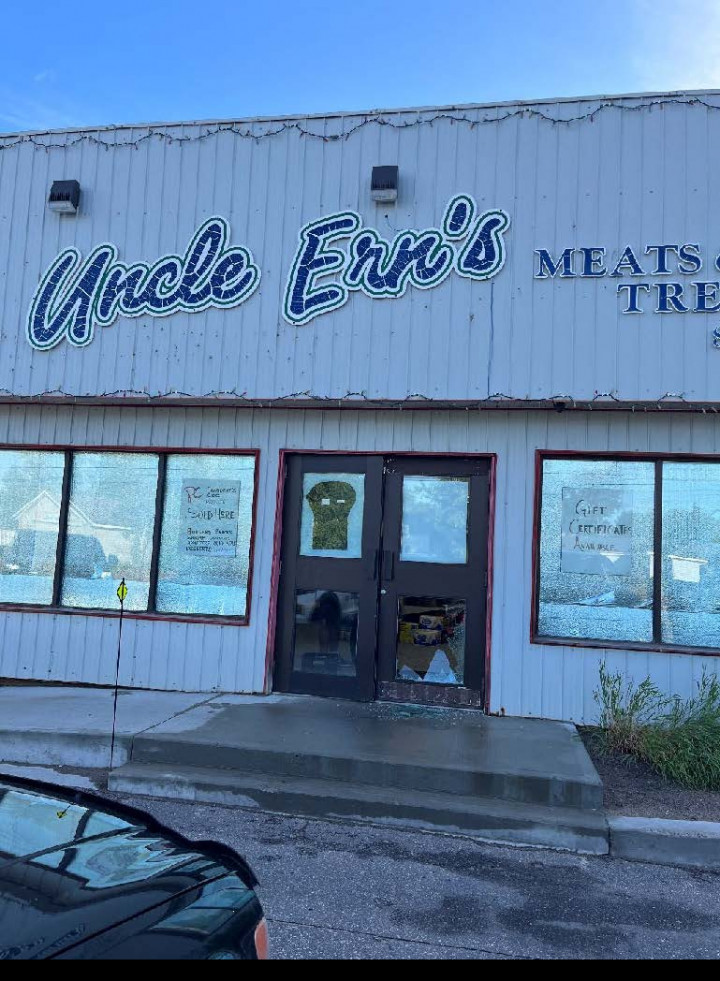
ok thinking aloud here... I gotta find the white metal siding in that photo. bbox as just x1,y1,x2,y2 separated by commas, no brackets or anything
0,403,717,724
2,94,720,403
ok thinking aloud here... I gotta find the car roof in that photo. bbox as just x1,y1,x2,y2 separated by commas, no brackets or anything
0,775,256,960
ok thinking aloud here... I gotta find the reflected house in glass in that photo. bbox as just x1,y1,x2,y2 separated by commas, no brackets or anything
0,90,717,722
9,491,130,575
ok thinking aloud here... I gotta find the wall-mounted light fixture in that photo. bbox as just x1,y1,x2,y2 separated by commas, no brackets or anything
371,165,399,204
47,180,81,214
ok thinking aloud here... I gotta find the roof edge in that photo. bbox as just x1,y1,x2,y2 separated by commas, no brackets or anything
1,87,718,142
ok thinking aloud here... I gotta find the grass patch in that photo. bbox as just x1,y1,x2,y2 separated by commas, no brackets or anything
594,664,720,791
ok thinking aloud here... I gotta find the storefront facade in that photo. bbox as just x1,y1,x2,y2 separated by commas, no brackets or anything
0,91,719,722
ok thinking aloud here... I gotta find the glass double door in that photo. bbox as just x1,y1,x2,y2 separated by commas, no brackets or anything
274,454,490,706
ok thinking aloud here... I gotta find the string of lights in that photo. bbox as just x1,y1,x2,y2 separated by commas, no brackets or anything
0,387,704,412
0,96,714,153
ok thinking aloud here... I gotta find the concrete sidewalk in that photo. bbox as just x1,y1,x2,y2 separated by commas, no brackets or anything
2,684,720,869
0,684,608,855
2,683,718,869
0,684,215,767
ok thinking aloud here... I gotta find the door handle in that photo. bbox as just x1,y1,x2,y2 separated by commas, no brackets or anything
382,550,395,582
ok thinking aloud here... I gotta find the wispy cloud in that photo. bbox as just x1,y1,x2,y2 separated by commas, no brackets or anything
633,0,720,91
0,88,84,133
33,69,56,85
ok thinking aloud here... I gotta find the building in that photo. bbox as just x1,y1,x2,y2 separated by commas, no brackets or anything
0,89,718,722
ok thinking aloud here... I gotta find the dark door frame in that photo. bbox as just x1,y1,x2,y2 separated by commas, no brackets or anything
376,455,491,709
265,450,497,712
273,453,383,700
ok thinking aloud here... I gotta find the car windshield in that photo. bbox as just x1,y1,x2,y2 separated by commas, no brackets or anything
0,784,132,863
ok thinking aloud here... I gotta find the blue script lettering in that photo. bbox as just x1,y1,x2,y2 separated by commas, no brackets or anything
284,194,510,325
344,229,453,296
28,217,260,350
456,210,510,280
284,213,361,326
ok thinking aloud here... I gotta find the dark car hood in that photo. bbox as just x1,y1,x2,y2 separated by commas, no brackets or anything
0,776,256,960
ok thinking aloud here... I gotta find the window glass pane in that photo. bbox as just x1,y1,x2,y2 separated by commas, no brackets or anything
156,454,256,617
538,459,655,643
0,450,65,605
61,453,158,611
401,476,469,564
661,462,720,648
293,589,358,676
396,596,466,684
300,473,365,558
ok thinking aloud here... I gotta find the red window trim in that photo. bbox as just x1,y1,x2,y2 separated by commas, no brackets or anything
0,443,260,628
531,449,720,658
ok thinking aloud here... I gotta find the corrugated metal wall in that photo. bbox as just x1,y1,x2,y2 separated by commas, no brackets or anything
2,93,720,403
0,403,717,724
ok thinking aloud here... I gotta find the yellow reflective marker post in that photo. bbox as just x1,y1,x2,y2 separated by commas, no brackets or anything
110,578,128,768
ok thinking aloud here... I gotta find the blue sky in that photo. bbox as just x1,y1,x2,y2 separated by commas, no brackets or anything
2,0,718,132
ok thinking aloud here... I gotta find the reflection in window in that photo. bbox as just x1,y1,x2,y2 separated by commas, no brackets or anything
156,454,256,617
662,463,720,648
401,477,469,564
537,459,655,643
61,454,158,611
300,473,364,558
396,596,465,685
34,830,200,887
293,589,358,676
0,450,65,605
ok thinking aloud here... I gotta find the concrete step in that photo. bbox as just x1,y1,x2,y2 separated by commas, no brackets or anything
0,728,133,768
130,723,603,811
108,761,609,856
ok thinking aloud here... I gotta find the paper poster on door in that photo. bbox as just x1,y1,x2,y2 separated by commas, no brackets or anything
561,486,633,576
180,479,241,557
300,472,365,559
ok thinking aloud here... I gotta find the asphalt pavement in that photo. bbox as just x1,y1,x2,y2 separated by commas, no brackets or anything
113,793,720,960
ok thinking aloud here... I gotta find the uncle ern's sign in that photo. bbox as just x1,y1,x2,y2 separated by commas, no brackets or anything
26,197,720,351
26,194,509,350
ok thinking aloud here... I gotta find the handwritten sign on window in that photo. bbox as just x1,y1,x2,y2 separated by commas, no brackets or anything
561,487,633,576
179,479,241,558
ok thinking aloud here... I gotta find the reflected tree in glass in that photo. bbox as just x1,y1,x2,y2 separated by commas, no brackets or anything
662,462,720,648
537,459,655,643
61,453,158,611
0,451,65,606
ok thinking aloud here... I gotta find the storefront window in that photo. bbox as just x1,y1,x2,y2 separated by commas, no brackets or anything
61,453,158,611
0,447,257,621
537,458,655,643
0,450,66,606
156,454,256,617
661,463,720,649
537,455,720,652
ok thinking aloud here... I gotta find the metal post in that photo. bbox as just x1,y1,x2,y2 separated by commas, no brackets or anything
109,579,128,769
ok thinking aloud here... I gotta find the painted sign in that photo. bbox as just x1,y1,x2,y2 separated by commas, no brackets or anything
26,194,510,349
561,487,633,576
180,479,241,558
535,244,720,316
